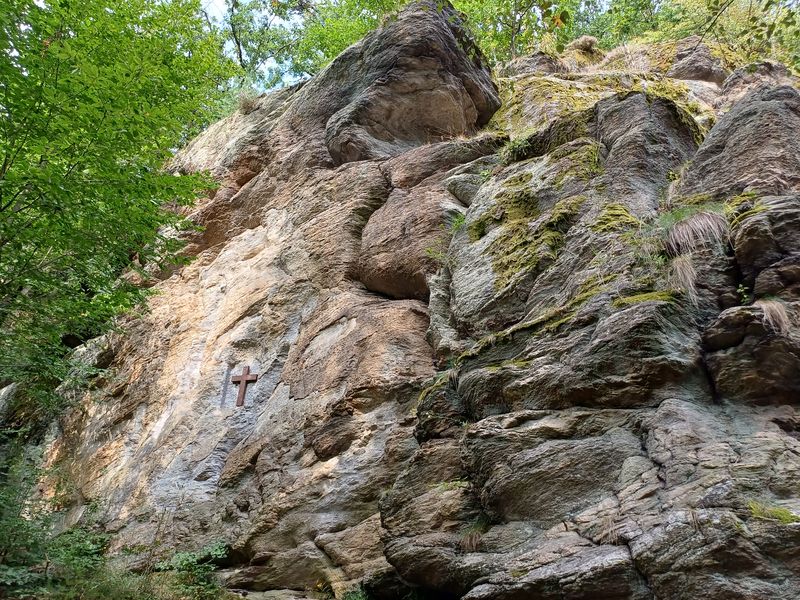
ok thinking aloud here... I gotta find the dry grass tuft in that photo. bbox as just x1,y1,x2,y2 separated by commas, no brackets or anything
669,254,698,306
754,298,792,334
566,35,599,53
598,514,620,544
592,43,649,72
237,91,259,114
459,530,482,553
666,211,728,256
459,516,490,553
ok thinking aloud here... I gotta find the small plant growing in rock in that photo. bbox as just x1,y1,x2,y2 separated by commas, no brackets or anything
312,579,336,599
424,241,451,268
459,515,491,553
748,500,800,524
737,284,752,305
237,91,259,114
449,212,466,234
500,137,533,164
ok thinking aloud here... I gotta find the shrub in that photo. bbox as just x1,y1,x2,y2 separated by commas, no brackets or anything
156,541,228,600
49,527,109,583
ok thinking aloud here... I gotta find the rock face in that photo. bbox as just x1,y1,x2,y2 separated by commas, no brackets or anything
38,3,800,599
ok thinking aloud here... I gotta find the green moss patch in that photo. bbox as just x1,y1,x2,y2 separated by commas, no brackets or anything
551,140,603,190
468,168,586,291
457,271,618,365
592,203,641,233
749,500,800,524
613,290,677,307
491,75,613,135
631,77,709,144
673,192,714,206
500,111,593,165
724,192,767,229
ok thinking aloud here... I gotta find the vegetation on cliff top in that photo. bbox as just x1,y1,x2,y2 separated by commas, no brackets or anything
213,0,799,86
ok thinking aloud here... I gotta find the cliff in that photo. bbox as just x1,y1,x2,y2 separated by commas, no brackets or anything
38,2,800,598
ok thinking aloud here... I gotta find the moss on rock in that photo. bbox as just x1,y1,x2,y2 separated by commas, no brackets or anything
592,203,641,233
725,191,767,229
551,140,603,189
613,290,677,307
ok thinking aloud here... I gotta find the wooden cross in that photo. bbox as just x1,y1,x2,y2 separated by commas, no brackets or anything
231,366,258,407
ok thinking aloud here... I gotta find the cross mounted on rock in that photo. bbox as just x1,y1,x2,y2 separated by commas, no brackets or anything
231,365,259,407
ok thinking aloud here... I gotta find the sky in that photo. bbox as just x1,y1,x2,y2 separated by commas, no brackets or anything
199,0,304,89
202,0,227,22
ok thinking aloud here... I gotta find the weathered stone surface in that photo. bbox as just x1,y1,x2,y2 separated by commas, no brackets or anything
716,59,798,111
358,137,501,300
732,195,800,292
666,36,729,85
497,52,567,77
702,303,800,403
319,2,499,165
36,4,800,599
677,86,800,199
481,428,644,523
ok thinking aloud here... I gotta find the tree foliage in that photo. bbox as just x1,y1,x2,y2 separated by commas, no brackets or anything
213,0,798,86
0,0,234,413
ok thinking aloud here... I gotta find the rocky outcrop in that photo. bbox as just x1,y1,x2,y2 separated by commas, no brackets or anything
37,4,800,599
666,35,730,85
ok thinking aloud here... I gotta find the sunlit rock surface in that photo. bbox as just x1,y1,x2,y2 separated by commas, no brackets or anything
42,1,800,598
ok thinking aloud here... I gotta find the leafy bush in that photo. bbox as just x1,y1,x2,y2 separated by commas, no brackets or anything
342,588,371,600
49,527,109,582
0,0,234,418
156,541,228,600
0,445,52,578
